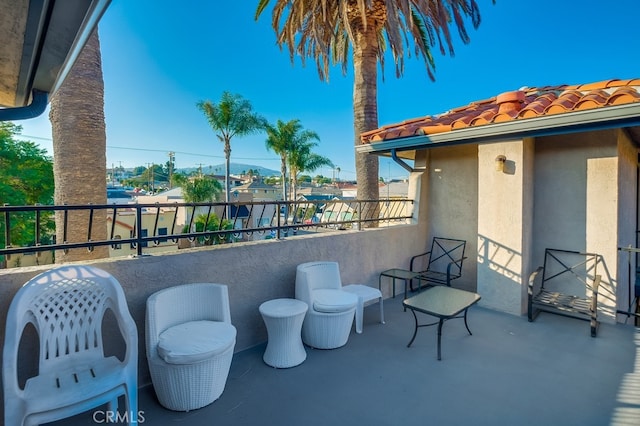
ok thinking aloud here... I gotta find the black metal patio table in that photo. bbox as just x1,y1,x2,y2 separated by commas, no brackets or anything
403,286,481,360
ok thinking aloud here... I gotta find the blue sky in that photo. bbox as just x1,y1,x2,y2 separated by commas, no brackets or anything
14,0,640,181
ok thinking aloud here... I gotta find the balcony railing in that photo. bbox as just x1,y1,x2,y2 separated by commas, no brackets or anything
1,198,414,261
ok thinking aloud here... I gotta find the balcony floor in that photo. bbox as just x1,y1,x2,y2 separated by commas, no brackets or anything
53,296,639,426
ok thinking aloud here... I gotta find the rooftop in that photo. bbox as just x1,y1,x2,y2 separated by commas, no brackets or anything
361,79,640,144
53,297,639,425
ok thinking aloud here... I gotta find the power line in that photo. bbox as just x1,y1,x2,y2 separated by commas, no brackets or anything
15,134,404,178
108,145,281,162
16,134,282,162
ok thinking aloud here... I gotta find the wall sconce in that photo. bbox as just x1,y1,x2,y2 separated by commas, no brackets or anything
495,155,507,172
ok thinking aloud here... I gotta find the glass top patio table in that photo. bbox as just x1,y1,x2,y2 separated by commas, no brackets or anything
378,268,423,300
402,286,481,360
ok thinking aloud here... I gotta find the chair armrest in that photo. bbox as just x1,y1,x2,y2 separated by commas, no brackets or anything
528,267,544,297
116,310,139,365
590,275,601,337
591,275,601,312
410,251,431,272
445,256,467,285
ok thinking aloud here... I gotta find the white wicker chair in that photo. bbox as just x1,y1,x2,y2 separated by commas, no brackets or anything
146,283,236,411
3,265,138,426
295,261,357,349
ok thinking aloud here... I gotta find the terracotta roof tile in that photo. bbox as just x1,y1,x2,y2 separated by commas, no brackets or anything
608,87,640,104
361,78,640,144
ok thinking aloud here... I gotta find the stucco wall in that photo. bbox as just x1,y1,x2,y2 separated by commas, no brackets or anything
533,130,620,321
477,139,534,315
423,145,479,292
414,128,635,319
617,129,638,317
0,225,422,396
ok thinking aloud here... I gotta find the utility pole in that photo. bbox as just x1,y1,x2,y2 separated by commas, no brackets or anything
146,162,155,193
168,151,175,189
146,163,151,191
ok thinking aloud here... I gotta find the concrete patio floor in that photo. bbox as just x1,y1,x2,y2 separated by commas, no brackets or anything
52,296,639,426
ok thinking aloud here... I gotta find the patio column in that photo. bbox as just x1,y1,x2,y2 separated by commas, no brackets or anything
477,139,534,315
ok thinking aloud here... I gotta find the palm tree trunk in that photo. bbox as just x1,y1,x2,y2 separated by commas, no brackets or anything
353,25,380,226
50,29,108,262
292,173,298,201
224,139,231,203
353,26,380,200
280,156,287,201
224,138,231,218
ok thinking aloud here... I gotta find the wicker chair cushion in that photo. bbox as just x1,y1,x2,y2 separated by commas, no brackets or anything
312,289,357,313
158,320,236,365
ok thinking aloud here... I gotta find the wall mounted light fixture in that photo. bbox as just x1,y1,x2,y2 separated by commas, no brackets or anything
495,155,507,172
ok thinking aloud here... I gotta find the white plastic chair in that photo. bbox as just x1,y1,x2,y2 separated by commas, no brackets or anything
2,265,138,426
146,283,236,411
295,261,357,349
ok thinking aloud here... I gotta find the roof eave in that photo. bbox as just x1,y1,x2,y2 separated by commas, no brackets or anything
357,102,640,158
0,0,111,120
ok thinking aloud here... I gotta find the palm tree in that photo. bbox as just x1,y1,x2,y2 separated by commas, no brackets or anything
173,174,223,203
256,0,486,203
264,119,320,201
288,138,334,201
196,92,266,206
49,29,108,262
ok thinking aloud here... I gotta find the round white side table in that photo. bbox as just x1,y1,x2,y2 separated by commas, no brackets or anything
259,298,308,368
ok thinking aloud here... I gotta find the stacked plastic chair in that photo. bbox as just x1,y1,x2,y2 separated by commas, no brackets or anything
3,265,138,425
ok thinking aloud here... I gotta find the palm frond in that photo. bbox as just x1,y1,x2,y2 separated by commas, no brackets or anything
256,0,490,81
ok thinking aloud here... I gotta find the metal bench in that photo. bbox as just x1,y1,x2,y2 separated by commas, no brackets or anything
528,248,602,337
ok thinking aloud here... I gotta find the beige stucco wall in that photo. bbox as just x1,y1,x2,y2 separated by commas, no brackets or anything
617,129,638,318
533,130,620,322
420,145,479,292
0,225,422,398
412,128,636,319
477,139,534,315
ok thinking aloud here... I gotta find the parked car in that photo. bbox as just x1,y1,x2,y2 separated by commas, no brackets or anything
304,216,320,225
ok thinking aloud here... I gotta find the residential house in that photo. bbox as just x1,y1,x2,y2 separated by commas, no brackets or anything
137,187,187,227
233,179,280,200
379,179,409,199
297,184,342,197
336,181,358,198
3,251,53,269
359,78,640,322
106,207,179,257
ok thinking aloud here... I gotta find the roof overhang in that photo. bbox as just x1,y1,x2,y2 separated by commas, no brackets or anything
358,102,640,164
0,0,111,120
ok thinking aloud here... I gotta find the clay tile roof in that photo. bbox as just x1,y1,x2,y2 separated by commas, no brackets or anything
361,78,640,144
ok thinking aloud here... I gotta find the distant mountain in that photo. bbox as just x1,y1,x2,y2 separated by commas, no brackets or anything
176,163,279,177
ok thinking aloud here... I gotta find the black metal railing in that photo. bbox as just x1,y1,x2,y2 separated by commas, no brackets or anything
1,198,413,261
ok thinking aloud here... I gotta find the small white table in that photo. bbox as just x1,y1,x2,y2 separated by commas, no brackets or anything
259,298,308,368
342,284,385,334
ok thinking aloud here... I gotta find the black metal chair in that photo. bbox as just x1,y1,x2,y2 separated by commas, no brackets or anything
409,237,467,291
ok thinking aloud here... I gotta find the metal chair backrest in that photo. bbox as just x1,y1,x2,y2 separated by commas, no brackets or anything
426,237,466,278
541,248,601,296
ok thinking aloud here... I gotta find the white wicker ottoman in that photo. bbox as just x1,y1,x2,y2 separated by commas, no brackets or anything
259,298,308,368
